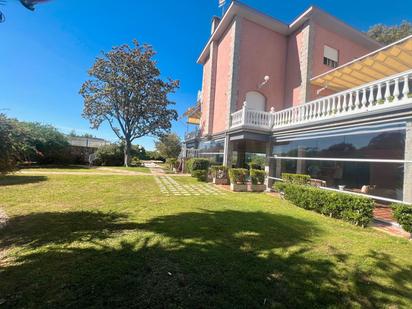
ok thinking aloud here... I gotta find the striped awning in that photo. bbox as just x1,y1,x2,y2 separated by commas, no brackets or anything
182,103,201,125
311,35,412,91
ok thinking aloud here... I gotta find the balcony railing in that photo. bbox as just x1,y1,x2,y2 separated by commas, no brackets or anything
230,69,412,131
185,130,200,141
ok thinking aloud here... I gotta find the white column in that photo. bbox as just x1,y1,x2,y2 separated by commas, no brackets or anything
223,135,233,168
404,120,412,203
265,140,274,191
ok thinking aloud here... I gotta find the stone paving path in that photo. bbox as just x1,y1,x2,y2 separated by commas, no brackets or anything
154,176,225,196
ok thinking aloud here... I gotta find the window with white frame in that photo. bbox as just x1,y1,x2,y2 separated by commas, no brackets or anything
323,45,339,68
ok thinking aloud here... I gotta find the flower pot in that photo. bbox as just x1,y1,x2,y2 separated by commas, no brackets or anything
230,183,247,192
248,183,266,192
213,177,229,185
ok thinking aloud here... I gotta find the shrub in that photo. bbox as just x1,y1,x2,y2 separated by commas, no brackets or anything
392,203,412,234
276,183,374,227
250,169,266,185
94,144,124,166
282,173,310,185
274,181,286,192
229,168,248,184
192,170,207,182
210,165,228,179
187,158,210,173
165,158,178,170
130,157,142,167
249,163,262,170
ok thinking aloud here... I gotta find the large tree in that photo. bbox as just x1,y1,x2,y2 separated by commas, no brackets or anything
367,21,412,45
80,40,179,166
155,133,182,159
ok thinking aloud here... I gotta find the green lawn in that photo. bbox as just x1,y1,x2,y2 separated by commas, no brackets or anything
0,172,412,308
20,165,151,174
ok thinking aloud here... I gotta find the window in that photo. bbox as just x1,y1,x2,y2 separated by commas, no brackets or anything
323,45,339,68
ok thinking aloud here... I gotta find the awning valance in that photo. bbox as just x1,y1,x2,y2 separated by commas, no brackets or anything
311,35,412,91
182,103,201,125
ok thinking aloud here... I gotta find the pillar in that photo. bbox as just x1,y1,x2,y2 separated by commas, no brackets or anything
223,135,233,167
265,140,274,191
404,120,412,203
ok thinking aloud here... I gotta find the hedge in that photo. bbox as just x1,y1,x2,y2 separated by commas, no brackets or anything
192,170,208,182
274,182,374,227
186,158,210,174
391,203,412,235
282,173,310,185
250,169,266,185
229,168,248,184
210,165,228,179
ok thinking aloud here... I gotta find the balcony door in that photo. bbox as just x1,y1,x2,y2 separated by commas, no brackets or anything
246,91,266,111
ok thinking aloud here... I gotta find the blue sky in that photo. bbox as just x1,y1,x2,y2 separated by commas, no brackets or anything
1,0,411,150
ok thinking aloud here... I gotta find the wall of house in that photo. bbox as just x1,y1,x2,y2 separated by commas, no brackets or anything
283,26,306,108
200,55,211,136
236,18,287,112
308,22,374,101
212,22,235,135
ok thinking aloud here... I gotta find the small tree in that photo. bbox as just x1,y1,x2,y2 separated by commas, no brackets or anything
80,40,179,166
155,133,181,159
367,21,412,45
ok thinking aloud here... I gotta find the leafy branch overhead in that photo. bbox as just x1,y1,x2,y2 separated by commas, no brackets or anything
80,40,179,165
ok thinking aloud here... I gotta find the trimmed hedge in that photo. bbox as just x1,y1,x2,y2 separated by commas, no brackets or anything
186,158,210,174
192,170,208,182
391,203,412,234
274,182,374,227
250,169,266,185
229,168,248,184
282,173,310,185
210,165,228,179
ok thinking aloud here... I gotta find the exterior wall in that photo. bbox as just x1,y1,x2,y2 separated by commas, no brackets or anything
200,56,211,136
236,18,287,112
308,22,374,101
283,26,307,108
212,22,235,134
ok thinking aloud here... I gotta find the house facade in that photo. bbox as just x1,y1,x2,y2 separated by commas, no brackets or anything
183,1,412,204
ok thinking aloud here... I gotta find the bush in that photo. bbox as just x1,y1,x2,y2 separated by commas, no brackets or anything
250,169,266,185
130,157,142,167
392,203,412,234
228,168,248,184
282,173,310,185
94,144,124,166
249,163,262,170
192,170,207,182
276,183,374,227
210,165,228,179
165,158,178,170
187,158,210,174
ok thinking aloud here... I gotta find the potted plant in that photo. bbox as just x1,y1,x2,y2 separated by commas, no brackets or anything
210,165,229,185
228,168,248,192
249,169,266,192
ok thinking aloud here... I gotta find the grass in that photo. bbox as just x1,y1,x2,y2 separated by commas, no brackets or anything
0,172,412,308
20,165,151,174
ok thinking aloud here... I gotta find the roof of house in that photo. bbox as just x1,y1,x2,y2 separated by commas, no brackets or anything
197,1,381,64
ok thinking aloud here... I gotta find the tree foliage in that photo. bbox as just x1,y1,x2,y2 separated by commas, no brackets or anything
155,133,181,159
94,143,147,166
367,21,412,45
0,114,22,174
80,40,179,166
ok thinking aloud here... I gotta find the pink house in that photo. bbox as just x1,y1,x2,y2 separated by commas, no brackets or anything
183,1,412,204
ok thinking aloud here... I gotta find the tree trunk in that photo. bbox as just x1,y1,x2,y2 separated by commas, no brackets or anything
124,138,132,167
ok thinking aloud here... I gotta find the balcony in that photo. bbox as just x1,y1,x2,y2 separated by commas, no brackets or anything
230,69,412,132
185,130,200,141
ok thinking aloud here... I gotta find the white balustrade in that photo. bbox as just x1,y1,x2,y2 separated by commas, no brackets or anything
230,69,412,131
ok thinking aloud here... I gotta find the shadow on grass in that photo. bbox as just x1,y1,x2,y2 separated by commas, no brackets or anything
0,175,47,186
0,210,411,307
20,164,91,170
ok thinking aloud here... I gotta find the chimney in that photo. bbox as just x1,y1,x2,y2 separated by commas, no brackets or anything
211,16,221,35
